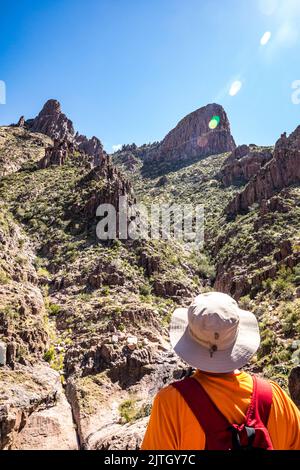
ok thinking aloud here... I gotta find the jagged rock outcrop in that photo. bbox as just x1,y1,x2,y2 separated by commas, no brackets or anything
214,241,300,300
65,351,189,449
39,139,72,169
16,116,25,128
0,365,78,450
2,100,299,451
218,146,273,186
72,158,135,223
28,99,75,142
94,417,149,450
226,127,300,216
144,103,236,164
74,134,104,166
26,99,106,166
88,260,126,289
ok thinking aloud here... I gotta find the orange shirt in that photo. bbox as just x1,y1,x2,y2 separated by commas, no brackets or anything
141,370,300,450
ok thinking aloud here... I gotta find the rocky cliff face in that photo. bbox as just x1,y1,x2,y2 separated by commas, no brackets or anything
74,134,104,167
0,205,48,367
0,365,78,450
226,128,300,216
28,99,75,142
24,99,105,166
144,103,236,165
218,145,273,187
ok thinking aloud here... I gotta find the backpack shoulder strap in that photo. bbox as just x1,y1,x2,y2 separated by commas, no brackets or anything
246,375,273,426
171,376,230,432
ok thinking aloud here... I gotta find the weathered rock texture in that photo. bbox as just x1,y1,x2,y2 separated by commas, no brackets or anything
145,103,236,163
1,101,300,450
226,128,300,216
28,100,75,141
28,99,75,142
65,351,189,449
288,366,300,409
0,127,52,176
26,99,105,166
0,365,78,450
71,157,135,224
218,145,273,186
0,206,48,366
74,133,104,167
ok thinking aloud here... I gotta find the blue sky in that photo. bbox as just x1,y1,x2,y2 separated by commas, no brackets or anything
0,0,300,152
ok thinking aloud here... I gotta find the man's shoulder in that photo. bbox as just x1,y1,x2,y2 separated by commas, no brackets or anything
155,380,183,403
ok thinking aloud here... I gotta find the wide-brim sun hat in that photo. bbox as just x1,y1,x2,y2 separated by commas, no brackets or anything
169,291,260,373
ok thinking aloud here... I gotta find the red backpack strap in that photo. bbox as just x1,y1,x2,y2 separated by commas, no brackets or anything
172,377,231,449
246,375,273,426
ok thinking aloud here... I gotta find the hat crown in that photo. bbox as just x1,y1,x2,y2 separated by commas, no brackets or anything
187,292,240,351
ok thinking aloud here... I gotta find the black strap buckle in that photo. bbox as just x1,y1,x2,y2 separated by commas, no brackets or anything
229,426,256,450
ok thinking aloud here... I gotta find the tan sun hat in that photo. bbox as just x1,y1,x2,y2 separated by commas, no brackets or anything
169,292,260,373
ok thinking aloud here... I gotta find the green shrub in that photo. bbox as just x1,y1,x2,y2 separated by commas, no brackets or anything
139,284,152,296
258,331,277,359
101,286,110,296
44,346,55,363
119,399,138,423
48,303,61,316
0,269,10,284
119,398,153,423
37,267,50,277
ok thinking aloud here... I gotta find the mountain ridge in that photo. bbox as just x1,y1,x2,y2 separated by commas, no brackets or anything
0,99,299,449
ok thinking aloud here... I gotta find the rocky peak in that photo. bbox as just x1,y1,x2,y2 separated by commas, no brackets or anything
26,99,106,166
226,125,300,216
144,103,236,164
29,99,75,142
40,99,62,115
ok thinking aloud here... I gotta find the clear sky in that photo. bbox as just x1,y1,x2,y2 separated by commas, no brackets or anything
0,0,300,152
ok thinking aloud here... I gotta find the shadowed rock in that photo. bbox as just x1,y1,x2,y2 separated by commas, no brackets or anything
289,366,300,409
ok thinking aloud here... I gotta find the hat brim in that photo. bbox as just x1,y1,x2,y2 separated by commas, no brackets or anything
169,307,260,373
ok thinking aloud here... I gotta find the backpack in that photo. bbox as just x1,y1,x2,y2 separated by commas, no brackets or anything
172,375,273,450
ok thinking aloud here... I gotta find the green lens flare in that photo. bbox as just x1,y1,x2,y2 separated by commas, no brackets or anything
208,115,220,130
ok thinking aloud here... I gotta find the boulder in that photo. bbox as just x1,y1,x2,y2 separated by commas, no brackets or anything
0,364,78,450
126,336,138,351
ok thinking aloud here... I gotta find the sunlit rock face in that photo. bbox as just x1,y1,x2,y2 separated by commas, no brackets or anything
226,126,300,216
29,99,75,142
145,103,236,163
27,99,105,166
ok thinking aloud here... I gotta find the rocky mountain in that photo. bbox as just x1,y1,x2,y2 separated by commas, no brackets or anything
218,144,273,187
0,99,299,449
226,128,300,216
16,99,106,167
28,99,75,142
143,103,236,174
